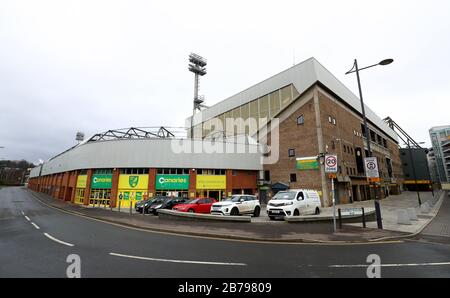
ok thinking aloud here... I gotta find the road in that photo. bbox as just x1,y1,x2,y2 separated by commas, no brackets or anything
1,186,449,278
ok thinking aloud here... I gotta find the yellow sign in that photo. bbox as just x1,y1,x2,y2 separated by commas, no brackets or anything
367,177,381,183
403,180,431,185
76,175,87,188
196,175,226,190
118,174,149,190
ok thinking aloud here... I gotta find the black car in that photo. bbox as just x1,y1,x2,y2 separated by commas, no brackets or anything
148,197,189,215
135,196,168,214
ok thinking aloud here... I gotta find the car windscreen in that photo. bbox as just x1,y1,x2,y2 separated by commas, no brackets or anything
185,199,199,204
272,191,296,200
224,196,243,202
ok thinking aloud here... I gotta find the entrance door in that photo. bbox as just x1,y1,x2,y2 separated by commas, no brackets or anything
352,185,358,202
208,190,220,201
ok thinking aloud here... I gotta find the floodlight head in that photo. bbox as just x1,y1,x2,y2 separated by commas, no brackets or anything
379,58,394,66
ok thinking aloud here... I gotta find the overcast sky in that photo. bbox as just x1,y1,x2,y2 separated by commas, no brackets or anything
1,0,449,164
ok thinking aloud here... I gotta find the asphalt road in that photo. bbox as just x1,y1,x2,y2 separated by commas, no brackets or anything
1,186,449,278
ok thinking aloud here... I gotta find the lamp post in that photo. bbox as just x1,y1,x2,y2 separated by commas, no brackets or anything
346,58,394,229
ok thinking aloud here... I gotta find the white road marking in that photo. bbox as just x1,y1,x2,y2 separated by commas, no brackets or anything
328,262,450,268
24,216,30,221
31,222,40,230
109,252,247,266
43,233,74,247
21,211,25,216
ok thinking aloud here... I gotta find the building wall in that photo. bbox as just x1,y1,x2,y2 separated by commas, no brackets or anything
28,167,258,205
262,85,403,207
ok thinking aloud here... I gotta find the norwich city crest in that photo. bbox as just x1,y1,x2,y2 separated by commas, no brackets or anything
129,176,139,188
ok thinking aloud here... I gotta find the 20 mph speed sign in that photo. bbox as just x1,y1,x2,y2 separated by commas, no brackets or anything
325,155,338,173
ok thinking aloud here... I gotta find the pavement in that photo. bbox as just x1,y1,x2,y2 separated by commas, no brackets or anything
342,191,445,234
1,186,450,278
24,188,445,243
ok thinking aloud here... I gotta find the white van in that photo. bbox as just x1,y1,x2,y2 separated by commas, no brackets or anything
266,189,321,220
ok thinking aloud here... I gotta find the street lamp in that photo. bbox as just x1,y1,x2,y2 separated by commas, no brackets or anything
345,58,394,230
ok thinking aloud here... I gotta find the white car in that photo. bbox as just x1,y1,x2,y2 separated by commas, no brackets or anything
210,195,261,217
266,189,321,220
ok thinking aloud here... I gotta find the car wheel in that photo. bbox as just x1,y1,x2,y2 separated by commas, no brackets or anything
269,216,275,220
188,209,195,213
253,206,261,217
230,207,239,216
315,207,320,215
293,209,300,216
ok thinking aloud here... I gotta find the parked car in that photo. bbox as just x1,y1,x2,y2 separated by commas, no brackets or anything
135,198,154,214
210,195,260,217
135,196,168,214
266,189,321,220
172,198,217,214
147,197,189,215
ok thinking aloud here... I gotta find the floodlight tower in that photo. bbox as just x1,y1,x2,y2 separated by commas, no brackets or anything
188,53,208,138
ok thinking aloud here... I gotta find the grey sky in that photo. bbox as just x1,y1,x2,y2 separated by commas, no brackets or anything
1,0,449,164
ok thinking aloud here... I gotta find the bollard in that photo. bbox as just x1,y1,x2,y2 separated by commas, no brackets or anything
129,201,132,215
118,200,121,212
338,208,342,230
407,207,418,221
397,209,411,225
361,207,366,228
420,202,430,214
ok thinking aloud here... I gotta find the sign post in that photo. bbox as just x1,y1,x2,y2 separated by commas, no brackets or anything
364,157,383,229
325,155,338,232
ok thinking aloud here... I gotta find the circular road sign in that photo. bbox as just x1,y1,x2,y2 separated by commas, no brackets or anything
326,156,337,167
367,161,377,170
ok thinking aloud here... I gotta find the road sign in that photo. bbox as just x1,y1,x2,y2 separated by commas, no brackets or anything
325,155,338,173
364,157,379,178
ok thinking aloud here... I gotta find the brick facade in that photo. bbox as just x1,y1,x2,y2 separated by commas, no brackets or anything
263,85,404,207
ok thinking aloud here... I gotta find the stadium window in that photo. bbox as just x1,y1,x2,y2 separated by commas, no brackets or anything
288,149,295,157
290,173,297,183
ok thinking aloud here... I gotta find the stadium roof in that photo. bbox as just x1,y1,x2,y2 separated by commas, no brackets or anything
186,57,398,142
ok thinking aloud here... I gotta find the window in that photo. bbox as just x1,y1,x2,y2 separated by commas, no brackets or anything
328,116,332,123
290,173,297,183
383,138,387,148
361,124,366,137
343,145,347,153
332,118,336,125
346,167,349,175
120,168,148,175
297,115,304,125
288,149,295,157
264,170,271,181
94,169,112,174
351,147,354,155
232,170,237,176
370,130,376,142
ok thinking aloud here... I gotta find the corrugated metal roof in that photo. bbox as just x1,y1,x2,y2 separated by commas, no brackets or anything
186,57,398,142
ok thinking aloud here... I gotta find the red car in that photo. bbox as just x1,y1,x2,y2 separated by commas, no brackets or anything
172,198,217,214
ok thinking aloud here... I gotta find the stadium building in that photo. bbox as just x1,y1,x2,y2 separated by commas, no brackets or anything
29,57,404,207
